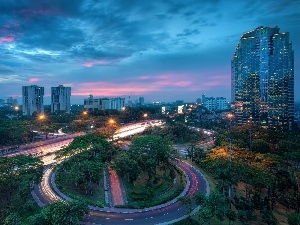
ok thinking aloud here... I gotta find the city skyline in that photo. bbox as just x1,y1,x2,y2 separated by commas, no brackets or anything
0,0,299,104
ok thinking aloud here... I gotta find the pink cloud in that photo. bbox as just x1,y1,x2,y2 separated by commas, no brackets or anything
29,77,41,83
82,59,117,67
72,73,196,97
72,81,157,96
0,35,14,43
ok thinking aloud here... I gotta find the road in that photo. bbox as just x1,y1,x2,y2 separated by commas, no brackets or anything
6,121,210,224
3,120,163,165
35,159,209,225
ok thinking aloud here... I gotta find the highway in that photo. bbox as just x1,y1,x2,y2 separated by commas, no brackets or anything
5,121,210,224
80,160,209,225
3,120,163,165
35,159,209,225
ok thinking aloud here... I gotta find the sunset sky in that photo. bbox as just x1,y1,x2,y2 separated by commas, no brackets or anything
0,0,299,104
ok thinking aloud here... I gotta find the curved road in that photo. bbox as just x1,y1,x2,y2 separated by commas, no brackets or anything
4,122,210,224
33,159,209,225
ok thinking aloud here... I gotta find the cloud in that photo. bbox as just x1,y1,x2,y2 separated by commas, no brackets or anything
0,35,14,43
0,0,299,102
29,77,41,83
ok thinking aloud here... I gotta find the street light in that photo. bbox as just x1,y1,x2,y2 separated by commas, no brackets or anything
226,112,234,208
143,113,148,120
247,119,252,151
109,118,115,124
82,111,88,116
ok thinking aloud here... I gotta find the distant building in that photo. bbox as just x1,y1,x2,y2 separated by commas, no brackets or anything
84,95,101,111
215,97,227,111
203,96,228,111
178,105,184,114
232,26,294,129
128,96,133,107
51,85,71,113
176,100,184,105
7,97,18,107
202,94,206,105
139,97,145,106
22,85,44,116
196,98,201,104
84,95,125,111
0,99,5,107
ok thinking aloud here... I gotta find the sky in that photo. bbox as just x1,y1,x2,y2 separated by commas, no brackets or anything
0,0,299,104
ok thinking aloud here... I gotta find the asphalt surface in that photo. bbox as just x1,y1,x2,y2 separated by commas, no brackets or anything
32,159,209,225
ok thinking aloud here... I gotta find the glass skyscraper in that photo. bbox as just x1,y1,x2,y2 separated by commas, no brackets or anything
231,26,294,129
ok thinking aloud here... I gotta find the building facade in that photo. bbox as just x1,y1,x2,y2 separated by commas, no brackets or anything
203,96,228,111
51,85,71,113
231,26,294,129
84,95,125,111
22,85,44,116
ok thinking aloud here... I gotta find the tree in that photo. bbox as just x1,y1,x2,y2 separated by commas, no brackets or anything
3,213,22,225
195,191,227,224
129,135,175,180
114,151,141,183
251,139,271,153
287,212,300,225
261,209,278,225
226,209,237,225
30,200,88,225
178,196,193,215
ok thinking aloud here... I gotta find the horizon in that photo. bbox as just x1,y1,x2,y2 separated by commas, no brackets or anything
1,0,299,103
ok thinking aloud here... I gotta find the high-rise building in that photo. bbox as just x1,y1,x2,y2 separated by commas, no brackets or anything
51,85,71,113
232,26,294,129
22,85,44,116
0,99,5,107
139,97,145,106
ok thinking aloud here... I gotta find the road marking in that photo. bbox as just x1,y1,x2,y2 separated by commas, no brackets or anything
106,218,110,219
125,219,133,220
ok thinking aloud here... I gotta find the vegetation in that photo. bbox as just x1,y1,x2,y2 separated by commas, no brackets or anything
143,121,205,144
114,135,184,208
0,155,43,224
55,133,115,206
178,119,300,225
27,200,88,225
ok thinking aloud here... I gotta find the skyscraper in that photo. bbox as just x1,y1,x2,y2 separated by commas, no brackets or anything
231,26,294,129
51,85,71,113
22,85,44,116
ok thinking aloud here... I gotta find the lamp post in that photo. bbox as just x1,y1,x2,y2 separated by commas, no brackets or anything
227,113,234,208
247,120,252,151
38,114,46,139
108,118,116,141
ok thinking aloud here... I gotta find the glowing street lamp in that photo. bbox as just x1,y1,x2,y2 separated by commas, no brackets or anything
109,118,115,124
14,106,19,111
82,111,88,116
39,114,45,120
227,112,234,208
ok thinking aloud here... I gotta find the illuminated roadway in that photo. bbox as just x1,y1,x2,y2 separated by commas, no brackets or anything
5,121,210,224
34,159,209,225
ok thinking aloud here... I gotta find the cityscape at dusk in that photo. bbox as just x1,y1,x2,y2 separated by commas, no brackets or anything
0,0,299,103
1,1,300,225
